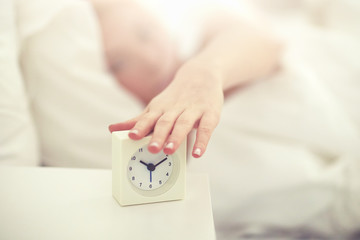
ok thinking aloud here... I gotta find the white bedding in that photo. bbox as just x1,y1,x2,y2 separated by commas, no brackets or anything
1,0,360,239
188,1,360,238
0,0,39,165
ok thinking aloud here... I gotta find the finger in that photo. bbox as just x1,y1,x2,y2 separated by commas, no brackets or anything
148,111,182,153
192,112,220,158
108,116,140,133
130,111,162,140
163,110,202,155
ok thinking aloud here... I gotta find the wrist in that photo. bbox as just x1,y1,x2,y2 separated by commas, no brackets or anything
174,58,224,90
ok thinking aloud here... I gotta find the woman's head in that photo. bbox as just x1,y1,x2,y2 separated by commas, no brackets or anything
94,0,180,103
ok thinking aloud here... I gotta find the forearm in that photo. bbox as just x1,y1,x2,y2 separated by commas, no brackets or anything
186,22,282,92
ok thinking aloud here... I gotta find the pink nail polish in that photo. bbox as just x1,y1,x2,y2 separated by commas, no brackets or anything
149,142,159,149
194,148,201,156
165,142,174,150
129,129,139,136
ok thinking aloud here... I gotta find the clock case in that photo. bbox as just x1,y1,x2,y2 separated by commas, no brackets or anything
112,131,186,206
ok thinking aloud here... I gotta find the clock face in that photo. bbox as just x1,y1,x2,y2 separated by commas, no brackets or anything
127,146,173,191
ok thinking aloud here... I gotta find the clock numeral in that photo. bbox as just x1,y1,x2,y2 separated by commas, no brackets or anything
139,182,142,187
166,172,169,177
139,148,143,152
131,156,136,161
168,162,171,166
149,184,152,189
129,167,132,171
132,176,135,181
159,180,162,185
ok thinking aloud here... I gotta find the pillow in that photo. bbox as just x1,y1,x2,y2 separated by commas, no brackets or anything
19,0,143,168
0,0,39,166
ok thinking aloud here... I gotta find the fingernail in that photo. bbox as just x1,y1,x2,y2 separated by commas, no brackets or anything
165,142,174,150
129,129,139,136
193,148,201,157
149,142,159,149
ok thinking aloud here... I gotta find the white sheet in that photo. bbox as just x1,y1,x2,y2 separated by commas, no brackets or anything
188,1,360,238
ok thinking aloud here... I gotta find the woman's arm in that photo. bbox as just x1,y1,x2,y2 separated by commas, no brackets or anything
109,14,281,158
192,17,281,94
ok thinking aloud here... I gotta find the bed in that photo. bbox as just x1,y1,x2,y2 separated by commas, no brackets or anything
1,0,360,239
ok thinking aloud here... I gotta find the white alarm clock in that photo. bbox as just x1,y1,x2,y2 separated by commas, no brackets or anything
112,130,186,206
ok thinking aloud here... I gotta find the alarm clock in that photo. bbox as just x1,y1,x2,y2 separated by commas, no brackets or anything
112,130,186,206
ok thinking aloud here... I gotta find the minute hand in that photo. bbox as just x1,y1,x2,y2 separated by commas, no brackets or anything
155,157,168,167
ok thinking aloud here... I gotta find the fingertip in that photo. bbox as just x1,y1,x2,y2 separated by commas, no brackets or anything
163,149,173,155
192,147,202,158
128,129,141,140
164,142,175,155
148,142,161,153
163,149,174,155
108,125,114,133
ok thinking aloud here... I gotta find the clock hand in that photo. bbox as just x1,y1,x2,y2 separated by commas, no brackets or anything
148,158,168,184
155,157,168,167
140,160,148,167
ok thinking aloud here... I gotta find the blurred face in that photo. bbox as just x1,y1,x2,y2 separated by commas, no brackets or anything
96,1,180,103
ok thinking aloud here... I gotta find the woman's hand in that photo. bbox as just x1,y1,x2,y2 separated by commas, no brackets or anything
108,17,281,158
109,61,224,158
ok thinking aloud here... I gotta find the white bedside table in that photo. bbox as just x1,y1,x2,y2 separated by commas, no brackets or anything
0,166,215,240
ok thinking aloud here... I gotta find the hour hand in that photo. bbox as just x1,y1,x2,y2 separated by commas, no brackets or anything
140,160,148,167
